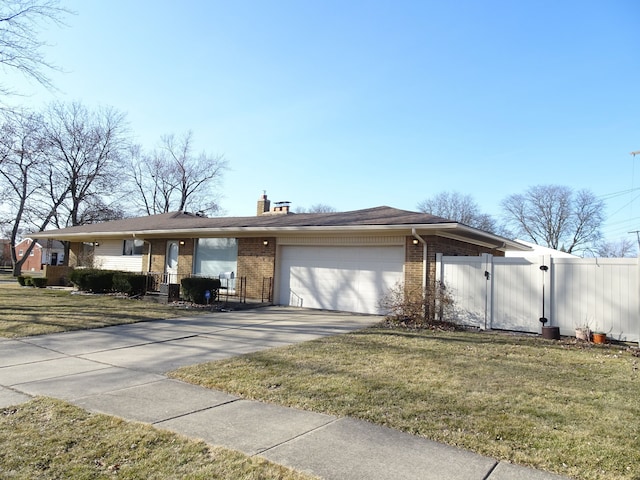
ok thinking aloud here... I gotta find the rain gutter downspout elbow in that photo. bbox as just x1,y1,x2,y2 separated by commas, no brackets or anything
411,228,426,246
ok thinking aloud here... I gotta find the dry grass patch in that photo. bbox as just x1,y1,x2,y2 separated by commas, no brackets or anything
0,283,212,338
0,397,317,479
171,327,640,480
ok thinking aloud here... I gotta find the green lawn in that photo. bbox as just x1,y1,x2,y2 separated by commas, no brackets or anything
0,282,213,338
171,327,640,480
0,397,317,479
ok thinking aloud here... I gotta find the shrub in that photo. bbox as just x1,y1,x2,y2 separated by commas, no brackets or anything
31,277,48,288
17,275,27,286
378,281,456,328
24,276,34,287
69,268,116,293
112,272,148,296
181,277,221,304
69,268,89,290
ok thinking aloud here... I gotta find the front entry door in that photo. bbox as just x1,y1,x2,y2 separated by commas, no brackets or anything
165,241,179,284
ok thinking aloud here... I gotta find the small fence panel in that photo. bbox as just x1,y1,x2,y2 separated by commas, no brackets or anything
553,258,639,341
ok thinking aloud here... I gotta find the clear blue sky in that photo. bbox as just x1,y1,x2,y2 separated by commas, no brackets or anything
7,0,640,242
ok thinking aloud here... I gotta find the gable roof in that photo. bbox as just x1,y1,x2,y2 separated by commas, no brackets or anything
30,206,529,251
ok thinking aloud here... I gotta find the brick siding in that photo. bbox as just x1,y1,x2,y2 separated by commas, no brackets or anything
237,237,276,300
176,239,194,278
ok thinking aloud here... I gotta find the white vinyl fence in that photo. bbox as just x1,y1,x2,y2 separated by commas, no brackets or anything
436,254,640,343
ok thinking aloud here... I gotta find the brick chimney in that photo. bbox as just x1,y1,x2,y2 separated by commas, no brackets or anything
257,193,270,216
271,202,291,214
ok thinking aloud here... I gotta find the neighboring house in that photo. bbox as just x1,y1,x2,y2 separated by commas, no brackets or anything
14,238,66,272
505,239,579,258
31,194,528,314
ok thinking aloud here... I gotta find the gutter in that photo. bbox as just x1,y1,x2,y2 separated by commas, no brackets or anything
29,223,529,252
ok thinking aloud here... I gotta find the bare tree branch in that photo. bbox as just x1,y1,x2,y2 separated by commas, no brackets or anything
295,204,337,213
417,191,500,234
126,131,227,216
43,101,129,228
501,185,604,254
590,238,636,258
0,0,71,98
0,108,69,274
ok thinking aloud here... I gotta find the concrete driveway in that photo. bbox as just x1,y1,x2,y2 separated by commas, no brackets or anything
0,306,567,480
0,306,379,405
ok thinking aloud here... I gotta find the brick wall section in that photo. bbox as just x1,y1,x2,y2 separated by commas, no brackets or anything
148,239,165,273
237,237,276,300
177,239,194,278
405,236,424,290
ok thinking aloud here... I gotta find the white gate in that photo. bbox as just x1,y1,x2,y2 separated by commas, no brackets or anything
439,254,491,329
437,254,640,343
492,256,548,333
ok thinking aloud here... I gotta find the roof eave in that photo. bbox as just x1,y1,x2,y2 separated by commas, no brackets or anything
439,225,531,251
31,224,446,241
30,223,526,251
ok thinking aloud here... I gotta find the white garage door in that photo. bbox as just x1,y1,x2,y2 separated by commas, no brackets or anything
279,246,405,314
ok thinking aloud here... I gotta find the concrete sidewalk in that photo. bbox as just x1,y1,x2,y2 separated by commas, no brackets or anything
0,307,568,480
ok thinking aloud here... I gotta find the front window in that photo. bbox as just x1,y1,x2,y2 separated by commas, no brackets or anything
194,238,238,286
18,249,23,257
123,239,144,255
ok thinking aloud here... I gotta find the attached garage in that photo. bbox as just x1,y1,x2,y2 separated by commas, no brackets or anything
278,245,405,314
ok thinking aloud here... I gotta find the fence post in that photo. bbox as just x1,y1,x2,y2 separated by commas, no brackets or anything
542,255,552,329
482,253,493,330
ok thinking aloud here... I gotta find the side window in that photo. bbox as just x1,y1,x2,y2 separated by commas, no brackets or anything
123,239,144,255
18,249,23,256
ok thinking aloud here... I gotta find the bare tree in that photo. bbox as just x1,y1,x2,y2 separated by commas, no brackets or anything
417,191,500,233
127,131,227,215
501,185,604,254
0,0,70,97
0,109,68,274
295,204,337,214
126,145,164,215
44,101,129,229
592,238,637,258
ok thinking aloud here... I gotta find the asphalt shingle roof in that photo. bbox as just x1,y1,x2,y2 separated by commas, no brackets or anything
34,206,455,236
